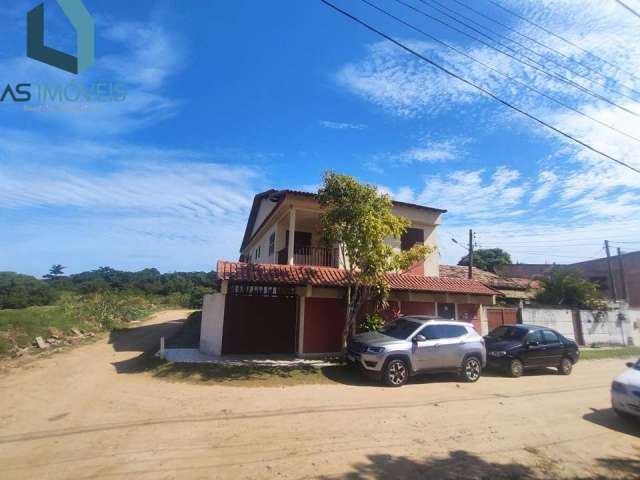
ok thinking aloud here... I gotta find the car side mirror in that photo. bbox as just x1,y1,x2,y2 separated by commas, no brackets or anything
626,362,635,368
413,334,426,342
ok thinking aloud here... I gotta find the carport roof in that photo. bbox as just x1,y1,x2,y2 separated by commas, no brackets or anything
217,261,501,296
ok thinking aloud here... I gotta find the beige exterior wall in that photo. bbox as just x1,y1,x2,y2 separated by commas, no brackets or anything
242,195,444,277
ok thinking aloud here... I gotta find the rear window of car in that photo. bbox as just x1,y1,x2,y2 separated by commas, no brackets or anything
380,319,421,339
488,326,527,341
541,330,560,344
421,324,467,340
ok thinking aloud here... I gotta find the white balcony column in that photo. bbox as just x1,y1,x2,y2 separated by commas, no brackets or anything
287,208,296,265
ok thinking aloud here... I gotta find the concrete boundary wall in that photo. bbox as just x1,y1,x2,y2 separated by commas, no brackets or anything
522,307,575,340
521,303,639,347
200,293,226,355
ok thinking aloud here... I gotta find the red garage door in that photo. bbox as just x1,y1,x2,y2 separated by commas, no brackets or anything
487,307,518,333
304,298,346,354
222,292,297,354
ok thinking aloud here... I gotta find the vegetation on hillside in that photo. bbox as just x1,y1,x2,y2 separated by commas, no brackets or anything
0,267,217,357
0,268,217,310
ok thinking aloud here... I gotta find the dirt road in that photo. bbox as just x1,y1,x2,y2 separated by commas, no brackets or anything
0,310,638,479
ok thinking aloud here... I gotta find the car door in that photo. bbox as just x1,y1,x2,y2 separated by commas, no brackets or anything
413,325,445,371
435,325,469,369
522,329,545,367
540,330,563,367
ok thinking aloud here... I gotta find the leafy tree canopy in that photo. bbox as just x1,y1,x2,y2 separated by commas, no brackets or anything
318,172,434,347
534,270,607,310
458,248,512,273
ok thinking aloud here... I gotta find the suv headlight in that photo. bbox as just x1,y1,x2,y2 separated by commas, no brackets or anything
612,381,628,394
366,346,385,354
489,351,507,357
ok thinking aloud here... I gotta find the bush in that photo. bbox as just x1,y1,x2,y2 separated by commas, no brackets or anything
63,292,156,331
359,313,385,332
0,272,58,309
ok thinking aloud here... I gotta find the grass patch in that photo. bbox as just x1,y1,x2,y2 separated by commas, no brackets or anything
581,347,640,361
0,293,159,357
0,306,96,347
149,361,370,387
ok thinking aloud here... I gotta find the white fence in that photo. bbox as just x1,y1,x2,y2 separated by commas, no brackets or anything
522,302,640,347
521,307,575,340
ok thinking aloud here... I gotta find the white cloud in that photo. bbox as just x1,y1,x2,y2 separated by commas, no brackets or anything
530,171,558,204
412,167,527,220
320,120,366,130
0,129,269,275
395,140,459,164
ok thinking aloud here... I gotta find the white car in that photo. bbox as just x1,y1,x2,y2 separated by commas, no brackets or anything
611,359,640,419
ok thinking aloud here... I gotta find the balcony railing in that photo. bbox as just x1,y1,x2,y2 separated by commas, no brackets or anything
277,246,339,267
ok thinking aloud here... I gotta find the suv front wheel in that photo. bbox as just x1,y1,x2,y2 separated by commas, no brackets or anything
461,356,482,382
383,358,409,387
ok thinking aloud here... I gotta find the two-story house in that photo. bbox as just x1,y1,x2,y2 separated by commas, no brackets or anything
200,189,499,357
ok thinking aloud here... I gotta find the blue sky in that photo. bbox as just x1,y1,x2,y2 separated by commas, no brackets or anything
1,0,639,277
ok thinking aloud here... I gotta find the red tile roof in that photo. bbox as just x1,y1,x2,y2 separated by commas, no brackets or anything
439,265,533,290
217,261,500,296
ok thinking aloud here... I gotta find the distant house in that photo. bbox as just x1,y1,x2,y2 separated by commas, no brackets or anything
496,251,640,308
439,265,538,305
200,189,500,356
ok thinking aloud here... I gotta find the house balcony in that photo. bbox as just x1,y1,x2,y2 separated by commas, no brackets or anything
277,246,339,268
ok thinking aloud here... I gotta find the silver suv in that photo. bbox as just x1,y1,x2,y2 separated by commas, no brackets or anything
347,316,486,387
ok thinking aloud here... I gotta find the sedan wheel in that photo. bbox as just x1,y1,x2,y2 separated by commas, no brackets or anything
384,359,409,387
462,357,482,382
509,359,524,378
559,358,573,375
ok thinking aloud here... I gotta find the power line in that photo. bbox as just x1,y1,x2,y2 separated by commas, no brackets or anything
319,0,640,175
487,0,640,82
450,0,640,97
403,0,640,117
362,0,640,143
616,0,640,20
419,0,640,103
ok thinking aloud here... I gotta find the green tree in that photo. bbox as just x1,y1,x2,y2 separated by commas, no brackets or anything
44,264,66,279
458,248,512,273
0,272,58,309
534,270,607,310
318,172,434,349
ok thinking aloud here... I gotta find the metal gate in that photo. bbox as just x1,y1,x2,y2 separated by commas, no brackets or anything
487,307,518,332
221,285,298,354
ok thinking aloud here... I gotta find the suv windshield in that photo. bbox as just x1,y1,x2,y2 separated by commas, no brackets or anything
380,319,421,340
487,326,527,341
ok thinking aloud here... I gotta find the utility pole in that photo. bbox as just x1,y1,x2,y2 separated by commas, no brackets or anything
604,240,618,300
617,248,628,302
468,229,473,279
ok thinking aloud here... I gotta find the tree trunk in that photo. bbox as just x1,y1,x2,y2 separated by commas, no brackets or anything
341,284,368,352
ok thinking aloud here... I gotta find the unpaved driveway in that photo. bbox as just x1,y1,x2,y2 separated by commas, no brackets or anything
0,310,639,479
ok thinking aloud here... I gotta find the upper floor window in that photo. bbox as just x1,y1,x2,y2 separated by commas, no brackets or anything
401,227,424,251
268,232,275,256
